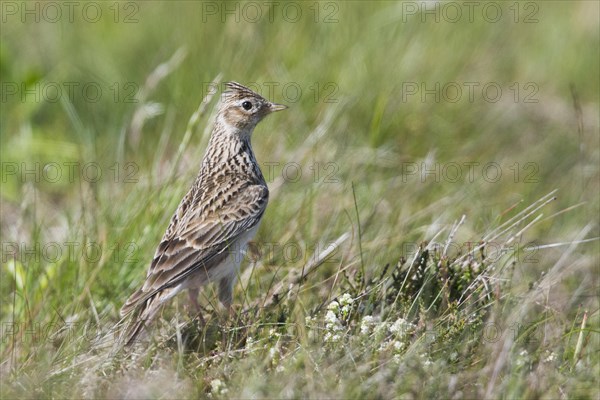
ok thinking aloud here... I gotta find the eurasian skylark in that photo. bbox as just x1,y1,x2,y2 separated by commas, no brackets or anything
120,82,287,344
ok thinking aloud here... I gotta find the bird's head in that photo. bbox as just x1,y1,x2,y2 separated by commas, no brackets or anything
218,81,287,132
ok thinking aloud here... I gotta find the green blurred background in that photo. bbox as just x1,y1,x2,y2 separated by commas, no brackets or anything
2,2,598,200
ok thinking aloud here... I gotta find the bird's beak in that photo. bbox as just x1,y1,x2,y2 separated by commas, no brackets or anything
269,102,288,112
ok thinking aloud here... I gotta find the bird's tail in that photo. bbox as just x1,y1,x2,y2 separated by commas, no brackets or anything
118,295,162,346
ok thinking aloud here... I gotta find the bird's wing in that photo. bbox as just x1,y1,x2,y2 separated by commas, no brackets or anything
121,181,268,314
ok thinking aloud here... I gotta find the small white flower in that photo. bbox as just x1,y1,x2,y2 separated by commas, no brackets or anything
244,336,256,353
327,300,340,313
389,318,415,338
360,316,375,335
341,304,351,315
325,310,339,325
339,293,354,307
324,331,341,343
519,349,528,357
420,353,433,366
515,349,529,367
324,298,351,344
543,351,556,363
268,328,280,338
269,346,278,358
210,379,228,396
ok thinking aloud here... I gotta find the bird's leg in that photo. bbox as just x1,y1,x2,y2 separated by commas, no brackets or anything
218,275,237,319
188,288,205,325
188,288,201,312
219,275,235,310
218,275,238,345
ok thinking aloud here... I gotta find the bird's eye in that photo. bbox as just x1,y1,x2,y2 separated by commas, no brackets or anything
242,101,253,110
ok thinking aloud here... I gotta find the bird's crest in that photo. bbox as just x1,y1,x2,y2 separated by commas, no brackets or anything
223,81,265,101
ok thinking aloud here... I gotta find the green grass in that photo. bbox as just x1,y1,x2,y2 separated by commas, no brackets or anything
1,1,599,398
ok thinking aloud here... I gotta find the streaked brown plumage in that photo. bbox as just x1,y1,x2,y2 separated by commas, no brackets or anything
120,82,286,344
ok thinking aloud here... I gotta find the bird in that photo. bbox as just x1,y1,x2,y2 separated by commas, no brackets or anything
119,81,287,344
